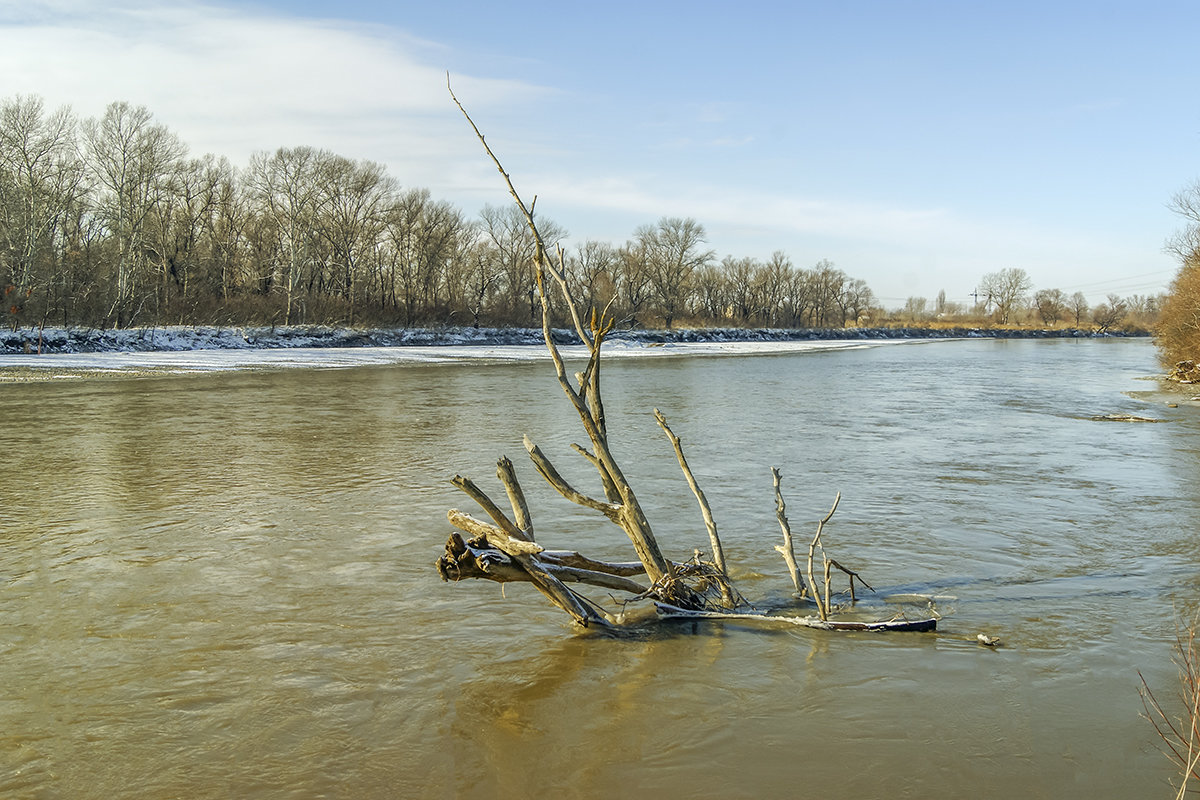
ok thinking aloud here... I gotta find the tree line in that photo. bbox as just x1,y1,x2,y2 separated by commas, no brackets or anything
897,267,1163,333
0,95,881,332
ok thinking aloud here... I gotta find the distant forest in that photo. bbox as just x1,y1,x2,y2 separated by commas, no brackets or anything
0,94,1163,334
0,95,883,332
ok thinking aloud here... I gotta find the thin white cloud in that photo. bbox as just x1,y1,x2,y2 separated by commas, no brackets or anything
528,170,1173,304
0,0,549,188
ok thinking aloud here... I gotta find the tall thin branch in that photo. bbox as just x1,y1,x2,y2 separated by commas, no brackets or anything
656,409,728,578
771,467,807,598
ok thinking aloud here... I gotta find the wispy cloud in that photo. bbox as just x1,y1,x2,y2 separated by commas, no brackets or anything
0,0,549,188
527,167,1164,302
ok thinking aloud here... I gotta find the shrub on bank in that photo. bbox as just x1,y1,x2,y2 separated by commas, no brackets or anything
1156,260,1200,373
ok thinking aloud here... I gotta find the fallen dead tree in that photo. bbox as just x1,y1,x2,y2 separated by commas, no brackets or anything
435,80,936,633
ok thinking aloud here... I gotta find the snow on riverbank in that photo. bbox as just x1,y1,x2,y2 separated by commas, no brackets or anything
0,335,887,375
0,322,1127,353
0,323,1139,375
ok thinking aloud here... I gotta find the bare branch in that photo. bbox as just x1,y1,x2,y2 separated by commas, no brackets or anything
656,408,728,580
497,456,534,539
524,436,623,521
771,467,806,597
451,474,529,542
539,550,648,576
446,509,543,556
806,491,841,620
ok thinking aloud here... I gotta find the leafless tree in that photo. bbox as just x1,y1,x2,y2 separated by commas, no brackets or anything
636,216,714,329
979,267,1032,324
313,155,395,322
903,296,928,322
1034,288,1067,325
480,203,565,325
0,94,87,326
811,259,847,327
565,239,618,317
83,101,187,326
721,255,757,324
1166,179,1200,265
614,240,652,326
385,188,470,324
1092,292,1127,332
1069,291,1089,326
692,262,730,322
244,146,331,324
841,278,875,326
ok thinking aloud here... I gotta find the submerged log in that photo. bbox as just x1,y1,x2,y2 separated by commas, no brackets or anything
654,603,937,632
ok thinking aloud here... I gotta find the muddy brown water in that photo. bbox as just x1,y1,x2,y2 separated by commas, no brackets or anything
2,337,1198,798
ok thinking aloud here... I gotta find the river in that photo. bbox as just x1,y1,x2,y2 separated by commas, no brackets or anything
1,336,1197,798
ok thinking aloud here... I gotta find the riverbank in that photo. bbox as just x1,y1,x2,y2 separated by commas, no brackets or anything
0,324,1149,355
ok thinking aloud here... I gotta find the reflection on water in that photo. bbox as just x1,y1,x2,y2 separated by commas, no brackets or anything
2,338,1199,798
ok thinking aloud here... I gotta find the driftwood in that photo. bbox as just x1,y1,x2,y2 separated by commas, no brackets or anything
655,603,937,633
436,79,935,634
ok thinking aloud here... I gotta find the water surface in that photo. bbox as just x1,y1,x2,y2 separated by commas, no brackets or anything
2,337,1198,798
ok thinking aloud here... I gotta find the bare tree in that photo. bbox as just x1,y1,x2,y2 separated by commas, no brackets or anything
721,255,757,324
244,146,330,324
903,296,928,322
1069,291,1089,326
1166,179,1200,265
692,262,730,322
565,239,618,317
1092,293,1127,332
787,265,816,327
0,95,87,326
636,216,714,329
1034,288,1067,325
1158,180,1200,368
979,267,1032,324
385,188,469,324
614,240,652,326
479,203,565,325
314,155,396,322
83,101,187,326
455,240,502,328
841,278,875,326
811,259,847,327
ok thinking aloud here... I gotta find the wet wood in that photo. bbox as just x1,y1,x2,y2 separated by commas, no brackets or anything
771,467,805,597
438,534,648,596
654,603,937,632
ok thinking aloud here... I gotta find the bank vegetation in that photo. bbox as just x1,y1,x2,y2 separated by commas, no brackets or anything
1157,179,1200,379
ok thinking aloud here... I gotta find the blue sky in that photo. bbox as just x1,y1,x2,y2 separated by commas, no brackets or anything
1,0,1197,307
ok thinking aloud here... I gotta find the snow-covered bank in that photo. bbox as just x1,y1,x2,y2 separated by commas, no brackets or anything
0,323,1143,356
0,335,890,375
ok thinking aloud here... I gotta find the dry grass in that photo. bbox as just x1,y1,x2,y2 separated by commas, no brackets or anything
1141,612,1200,797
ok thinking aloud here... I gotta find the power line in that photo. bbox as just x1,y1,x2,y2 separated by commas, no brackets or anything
1056,269,1176,293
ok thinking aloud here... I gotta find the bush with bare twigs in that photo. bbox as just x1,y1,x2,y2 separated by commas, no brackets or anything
1140,613,1200,797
